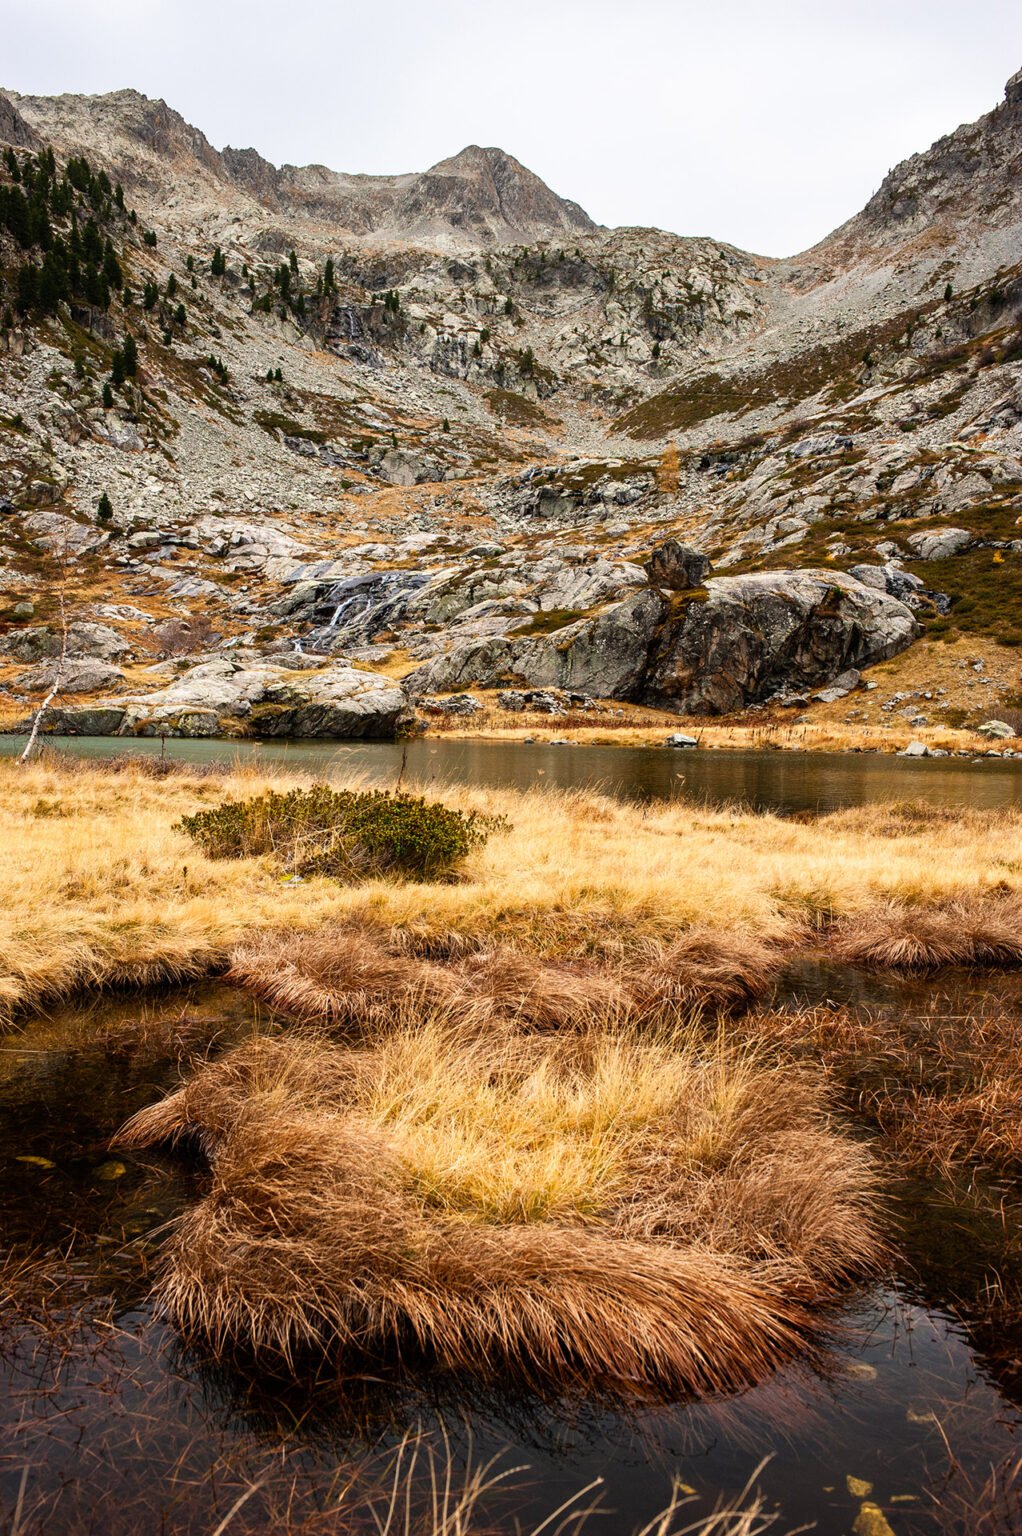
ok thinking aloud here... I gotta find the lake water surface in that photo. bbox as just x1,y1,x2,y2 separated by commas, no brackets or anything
4,732,1022,814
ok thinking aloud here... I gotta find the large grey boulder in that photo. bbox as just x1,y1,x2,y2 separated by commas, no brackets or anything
406,589,666,699
644,570,919,715
36,706,128,735
29,660,413,740
644,540,712,591
374,448,442,487
253,668,413,738
905,527,974,560
3,621,130,663
17,658,124,694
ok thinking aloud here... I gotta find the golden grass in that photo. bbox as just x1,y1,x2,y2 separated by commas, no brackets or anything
417,697,987,755
4,756,1022,1027
118,1016,881,1394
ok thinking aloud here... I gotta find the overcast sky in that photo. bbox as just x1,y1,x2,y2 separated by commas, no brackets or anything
3,0,1021,255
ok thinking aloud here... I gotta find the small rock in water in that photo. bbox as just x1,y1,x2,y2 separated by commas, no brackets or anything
846,1476,874,1498
899,740,929,757
665,732,698,748
852,1502,895,1536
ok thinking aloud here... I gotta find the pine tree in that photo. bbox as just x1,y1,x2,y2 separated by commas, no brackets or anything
102,382,113,408
96,491,113,522
110,349,126,387
122,334,138,376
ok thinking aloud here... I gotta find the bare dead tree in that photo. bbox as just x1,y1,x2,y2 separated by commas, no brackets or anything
19,534,71,763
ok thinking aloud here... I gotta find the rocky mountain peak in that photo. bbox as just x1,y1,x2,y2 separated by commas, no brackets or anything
400,143,595,242
0,92,38,149
849,66,1022,243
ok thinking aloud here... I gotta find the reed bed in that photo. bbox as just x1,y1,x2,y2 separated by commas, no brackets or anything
117,1018,882,1395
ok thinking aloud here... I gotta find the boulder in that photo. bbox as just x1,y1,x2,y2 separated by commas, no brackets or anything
977,719,1016,739
3,622,130,663
17,658,124,694
27,661,413,740
812,668,861,703
644,570,918,715
497,688,595,714
905,527,974,560
252,669,413,738
36,706,128,736
848,563,925,601
644,540,712,591
374,448,442,487
900,740,930,757
665,733,699,748
418,693,484,716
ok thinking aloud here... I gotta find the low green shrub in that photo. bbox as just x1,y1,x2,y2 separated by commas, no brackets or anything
177,784,503,881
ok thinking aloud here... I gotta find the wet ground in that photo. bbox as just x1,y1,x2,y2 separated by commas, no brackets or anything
2,973,1021,1534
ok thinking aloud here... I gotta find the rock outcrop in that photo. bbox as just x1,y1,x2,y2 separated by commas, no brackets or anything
644,541,712,591
644,571,919,714
406,589,665,699
32,660,412,739
407,568,918,714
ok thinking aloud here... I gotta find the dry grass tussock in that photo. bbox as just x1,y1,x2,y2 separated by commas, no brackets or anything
831,893,1022,971
4,757,1022,1027
226,923,777,1029
117,1017,882,1395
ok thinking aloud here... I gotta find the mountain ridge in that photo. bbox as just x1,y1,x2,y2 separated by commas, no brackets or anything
0,70,1020,739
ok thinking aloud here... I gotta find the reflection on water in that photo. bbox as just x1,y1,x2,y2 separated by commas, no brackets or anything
4,732,1022,814
2,981,1022,1533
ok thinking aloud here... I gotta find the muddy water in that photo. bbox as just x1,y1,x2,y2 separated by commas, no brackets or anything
4,732,1022,813
2,976,1021,1534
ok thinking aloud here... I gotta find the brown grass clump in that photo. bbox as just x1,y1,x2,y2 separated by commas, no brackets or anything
225,922,778,1031
117,1022,881,1396
226,925,461,1028
832,894,1022,971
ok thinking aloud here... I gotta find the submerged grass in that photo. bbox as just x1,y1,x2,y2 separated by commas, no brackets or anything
117,1016,882,1395
746,1001,1022,1177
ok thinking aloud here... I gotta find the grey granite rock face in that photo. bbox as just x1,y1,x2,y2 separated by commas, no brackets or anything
644,540,712,591
29,661,412,740
405,589,666,699
644,571,919,714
